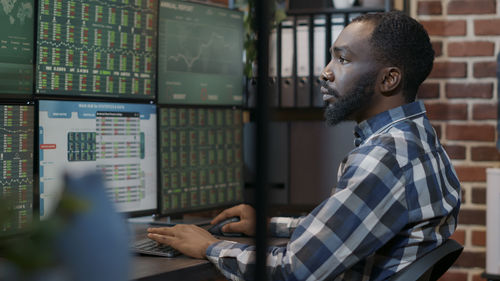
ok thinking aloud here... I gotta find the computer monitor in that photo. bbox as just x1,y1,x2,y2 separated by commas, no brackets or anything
158,0,244,105
35,0,157,99
0,0,34,97
38,100,157,219
159,106,243,215
0,104,34,235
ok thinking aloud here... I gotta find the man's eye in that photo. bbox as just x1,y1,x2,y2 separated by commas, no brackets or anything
338,57,347,64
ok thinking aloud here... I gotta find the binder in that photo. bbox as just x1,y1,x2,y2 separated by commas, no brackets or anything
296,21,310,107
269,28,279,107
313,18,327,107
280,20,295,107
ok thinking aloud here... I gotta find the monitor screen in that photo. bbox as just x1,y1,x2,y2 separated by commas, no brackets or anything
159,106,243,215
158,0,244,105
38,100,157,219
0,0,34,96
36,0,157,99
0,104,34,235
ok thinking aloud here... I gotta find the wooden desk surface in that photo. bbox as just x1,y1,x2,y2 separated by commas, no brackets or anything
130,223,288,281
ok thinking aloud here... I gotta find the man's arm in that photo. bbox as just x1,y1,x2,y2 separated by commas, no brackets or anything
210,204,305,238
206,146,409,280
268,216,304,238
149,146,408,280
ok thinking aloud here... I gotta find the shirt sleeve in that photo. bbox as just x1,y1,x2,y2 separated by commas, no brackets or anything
269,216,305,238
206,145,409,280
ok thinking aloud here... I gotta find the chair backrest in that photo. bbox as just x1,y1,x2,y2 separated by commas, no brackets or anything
390,239,464,281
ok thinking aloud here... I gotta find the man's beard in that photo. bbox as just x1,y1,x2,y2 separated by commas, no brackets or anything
324,72,377,126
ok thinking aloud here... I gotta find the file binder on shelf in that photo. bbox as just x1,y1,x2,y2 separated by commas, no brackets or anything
280,20,295,107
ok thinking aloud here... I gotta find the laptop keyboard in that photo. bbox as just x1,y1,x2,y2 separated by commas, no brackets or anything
133,238,181,258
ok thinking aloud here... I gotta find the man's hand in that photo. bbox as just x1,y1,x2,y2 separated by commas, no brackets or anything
211,204,256,236
147,225,219,259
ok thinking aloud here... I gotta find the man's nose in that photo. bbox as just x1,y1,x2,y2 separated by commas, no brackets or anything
321,62,334,82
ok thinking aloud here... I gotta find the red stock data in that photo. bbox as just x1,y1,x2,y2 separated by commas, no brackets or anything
0,105,34,235
36,0,157,99
159,107,244,215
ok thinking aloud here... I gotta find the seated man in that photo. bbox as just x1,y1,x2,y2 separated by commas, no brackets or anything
147,11,461,280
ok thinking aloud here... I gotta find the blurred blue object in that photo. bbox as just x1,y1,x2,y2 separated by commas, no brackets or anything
55,172,131,281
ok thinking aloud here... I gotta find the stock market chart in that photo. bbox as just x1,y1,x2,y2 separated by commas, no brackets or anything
159,107,243,214
36,0,157,98
158,0,244,105
0,0,34,95
0,105,34,234
39,100,157,218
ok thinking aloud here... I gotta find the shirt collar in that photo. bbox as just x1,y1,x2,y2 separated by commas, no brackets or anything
353,101,426,147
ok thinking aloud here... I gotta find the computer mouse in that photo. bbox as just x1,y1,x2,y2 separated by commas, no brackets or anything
207,217,243,237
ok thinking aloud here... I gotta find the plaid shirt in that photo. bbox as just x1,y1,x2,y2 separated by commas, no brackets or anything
206,101,461,281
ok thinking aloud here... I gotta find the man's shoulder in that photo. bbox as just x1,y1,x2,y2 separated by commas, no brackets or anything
354,121,435,168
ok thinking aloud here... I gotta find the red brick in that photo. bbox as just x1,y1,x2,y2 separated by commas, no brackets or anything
432,123,442,139
475,19,500,35
461,188,466,204
417,83,439,99
430,62,467,78
418,1,442,15
421,20,467,36
448,0,496,15
448,41,495,57
446,125,495,141
455,251,485,267
472,230,486,246
439,271,467,281
450,229,466,245
426,103,467,121
445,83,493,99
471,187,486,204
471,146,500,161
432,41,443,57
443,145,466,160
473,104,497,120
454,166,487,182
473,61,497,78
458,209,486,225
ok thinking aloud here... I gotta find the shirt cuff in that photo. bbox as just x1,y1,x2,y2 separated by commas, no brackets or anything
206,240,240,261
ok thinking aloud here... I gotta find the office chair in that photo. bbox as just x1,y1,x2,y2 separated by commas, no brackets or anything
390,239,464,281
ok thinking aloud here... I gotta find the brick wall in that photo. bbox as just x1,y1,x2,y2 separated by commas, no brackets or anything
413,1,499,280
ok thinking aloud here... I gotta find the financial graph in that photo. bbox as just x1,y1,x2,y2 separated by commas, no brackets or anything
39,101,157,218
0,0,34,95
163,20,242,75
0,105,34,234
158,0,244,105
36,0,157,98
159,107,243,214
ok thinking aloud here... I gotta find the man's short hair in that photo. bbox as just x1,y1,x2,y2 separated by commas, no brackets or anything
352,11,434,102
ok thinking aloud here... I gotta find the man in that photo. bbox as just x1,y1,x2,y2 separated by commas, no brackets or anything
147,11,461,280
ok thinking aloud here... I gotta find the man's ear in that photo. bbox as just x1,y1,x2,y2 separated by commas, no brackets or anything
379,67,402,95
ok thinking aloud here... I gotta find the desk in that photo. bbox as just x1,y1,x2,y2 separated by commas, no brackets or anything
133,254,224,281
130,223,288,281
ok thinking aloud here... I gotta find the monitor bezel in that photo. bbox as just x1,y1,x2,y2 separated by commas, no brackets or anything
0,101,37,237
33,0,159,102
156,0,245,106
37,99,159,218
155,104,245,218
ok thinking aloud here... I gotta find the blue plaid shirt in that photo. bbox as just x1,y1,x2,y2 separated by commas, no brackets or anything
206,101,461,281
